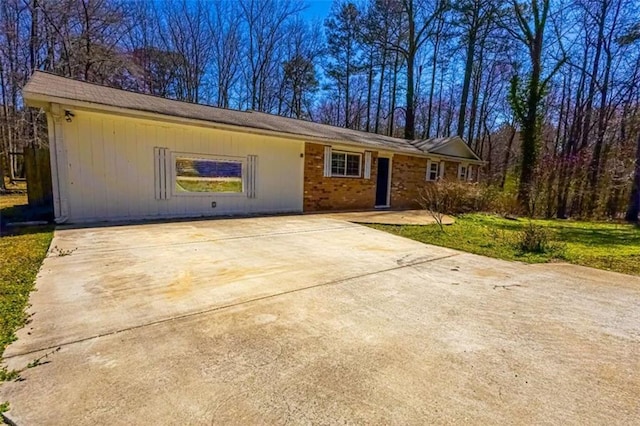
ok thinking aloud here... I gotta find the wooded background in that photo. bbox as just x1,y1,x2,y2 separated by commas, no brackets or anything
1,0,639,220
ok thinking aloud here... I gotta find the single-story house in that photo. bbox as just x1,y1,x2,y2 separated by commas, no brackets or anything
23,71,483,224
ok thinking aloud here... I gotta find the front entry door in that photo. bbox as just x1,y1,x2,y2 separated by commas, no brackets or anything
375,157,390,206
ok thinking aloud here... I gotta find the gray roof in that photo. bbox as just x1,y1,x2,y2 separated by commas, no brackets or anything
410,137,455,152
23,71,482,161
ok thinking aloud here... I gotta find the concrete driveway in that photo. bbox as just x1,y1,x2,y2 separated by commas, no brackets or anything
1,215,639,425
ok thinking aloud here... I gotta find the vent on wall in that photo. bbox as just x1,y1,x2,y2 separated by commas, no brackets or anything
246,155,257,198
154,147,170,200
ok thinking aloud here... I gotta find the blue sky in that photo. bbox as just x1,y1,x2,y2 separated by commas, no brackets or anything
301,0,333,22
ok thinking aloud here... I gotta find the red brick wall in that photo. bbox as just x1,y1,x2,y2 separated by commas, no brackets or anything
389,155,429,209
304,143,471,211
303,142,378,212
442,161,460,180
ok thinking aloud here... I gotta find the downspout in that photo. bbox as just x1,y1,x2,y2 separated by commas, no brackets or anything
48,103,69,224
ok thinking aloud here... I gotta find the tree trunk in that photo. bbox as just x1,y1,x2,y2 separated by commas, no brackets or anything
345,54,351,128
0,62,13,187
625,131,640,222
426,17,443,138
365,49,374,132
388,50,400,137
515,1,548,215
457,20,477,138
374,51,387,134
556,58,587,218
436,64,444,135
405,50,415,139
500,125,516,189
578,0,607,153
517,48,543,212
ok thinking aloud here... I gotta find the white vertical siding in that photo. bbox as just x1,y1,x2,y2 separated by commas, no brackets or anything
60,110,305,222
123,121,139,217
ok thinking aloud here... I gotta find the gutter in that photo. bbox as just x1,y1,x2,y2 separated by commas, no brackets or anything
45,104,69,224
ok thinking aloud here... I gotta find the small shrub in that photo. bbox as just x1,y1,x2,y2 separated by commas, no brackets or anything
418,180,499,217
516,222,550,253
492,190,523,217
515,222,566,257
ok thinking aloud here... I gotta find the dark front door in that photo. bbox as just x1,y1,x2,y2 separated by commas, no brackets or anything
375,157,390,206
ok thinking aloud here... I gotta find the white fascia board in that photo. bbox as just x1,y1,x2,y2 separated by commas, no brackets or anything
426,152,486,165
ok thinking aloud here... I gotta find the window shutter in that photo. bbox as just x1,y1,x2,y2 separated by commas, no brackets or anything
247,155,258,198
426,160,432,181
154,147,170,200
323,146,332,177
458,163,463,180
439,161,445,179
467,165,473,181
364,152,372,179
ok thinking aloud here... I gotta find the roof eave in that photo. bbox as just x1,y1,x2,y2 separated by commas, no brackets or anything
24,92,426,156
425,136,483,162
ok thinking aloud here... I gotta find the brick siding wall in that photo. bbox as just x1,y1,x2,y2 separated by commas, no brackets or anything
303,142,378,212
442,161,460,180
304,142,472,211
389,155,429,209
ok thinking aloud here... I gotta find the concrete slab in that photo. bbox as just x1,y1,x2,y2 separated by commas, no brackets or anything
4,216,458,359
316,209,455,225
1,216,639,425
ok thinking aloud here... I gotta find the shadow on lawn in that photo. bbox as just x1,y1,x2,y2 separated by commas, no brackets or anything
488,218,640,247
0,197,53,237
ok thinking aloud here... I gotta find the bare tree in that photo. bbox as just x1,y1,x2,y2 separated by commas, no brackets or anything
208,1,242,108
239,0,303,112
455,0,495,139
503,0,563,213
324,1,363,128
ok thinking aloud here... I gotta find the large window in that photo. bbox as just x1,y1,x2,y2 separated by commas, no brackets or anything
331,151,361,177
175,156,243,193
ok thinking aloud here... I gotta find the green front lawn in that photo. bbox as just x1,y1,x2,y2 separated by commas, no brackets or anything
0,194,53,359
369,214,640,275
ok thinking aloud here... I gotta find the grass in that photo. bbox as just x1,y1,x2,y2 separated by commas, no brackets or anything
2,177,26,192
369,213,640,276
175,178,242,193
0,193,53,361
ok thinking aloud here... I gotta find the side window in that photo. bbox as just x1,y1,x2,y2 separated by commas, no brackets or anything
331,151,361,177
427,161,439,181
458,165,467,181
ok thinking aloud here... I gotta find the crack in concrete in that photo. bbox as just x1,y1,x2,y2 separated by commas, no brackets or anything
5,252,461,360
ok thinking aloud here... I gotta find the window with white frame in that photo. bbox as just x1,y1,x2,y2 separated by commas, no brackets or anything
427,161,440,181
331,151,361,177
467,165,474,181
458,164,468,181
